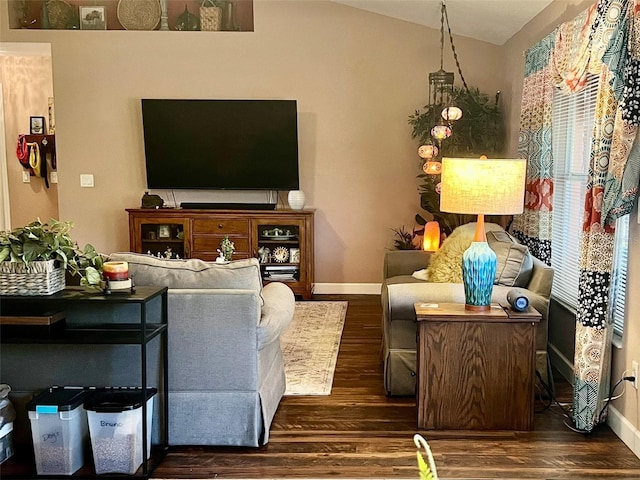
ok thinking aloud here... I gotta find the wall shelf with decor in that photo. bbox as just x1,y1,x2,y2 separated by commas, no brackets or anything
127,208,314,299
8,0,254,32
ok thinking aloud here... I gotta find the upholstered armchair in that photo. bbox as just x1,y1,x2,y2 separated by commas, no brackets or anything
381,223,554,396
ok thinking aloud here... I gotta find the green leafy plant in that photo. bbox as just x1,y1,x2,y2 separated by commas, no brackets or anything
408,86,506,236
408,86,504,157
219,235,235,261
390,226,419,250
0,219,104,287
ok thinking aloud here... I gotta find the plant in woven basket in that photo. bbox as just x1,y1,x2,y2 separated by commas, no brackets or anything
0,218,104,289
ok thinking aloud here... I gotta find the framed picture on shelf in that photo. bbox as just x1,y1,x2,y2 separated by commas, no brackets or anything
290,248,300,264
79,6,106,30
157,225,171,239
29,116,45,134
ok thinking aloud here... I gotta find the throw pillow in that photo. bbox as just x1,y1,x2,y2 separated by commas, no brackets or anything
486,230,533,287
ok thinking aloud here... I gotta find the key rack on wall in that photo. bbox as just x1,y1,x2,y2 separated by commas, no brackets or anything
17,134,57,187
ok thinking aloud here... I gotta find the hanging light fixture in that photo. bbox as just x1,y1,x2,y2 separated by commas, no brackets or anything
418,0,468,174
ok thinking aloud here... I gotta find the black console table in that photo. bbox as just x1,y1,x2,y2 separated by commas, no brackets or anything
0,286,169,479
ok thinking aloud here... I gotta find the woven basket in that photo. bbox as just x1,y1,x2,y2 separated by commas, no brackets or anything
200,6,222,31
0,260,65,296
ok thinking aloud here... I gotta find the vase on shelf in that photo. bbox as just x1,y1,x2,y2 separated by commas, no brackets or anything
288,190,305,210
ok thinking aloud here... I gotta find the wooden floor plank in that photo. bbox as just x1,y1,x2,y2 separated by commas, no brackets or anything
152,294,640,479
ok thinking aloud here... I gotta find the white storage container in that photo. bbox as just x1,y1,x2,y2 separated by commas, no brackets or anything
85,388,156,475
27,387,91,475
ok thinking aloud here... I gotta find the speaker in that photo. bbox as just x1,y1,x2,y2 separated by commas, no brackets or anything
507,288,529,312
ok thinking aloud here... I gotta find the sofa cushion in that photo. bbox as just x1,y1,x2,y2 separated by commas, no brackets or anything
108,252,263,295
486,230,533,287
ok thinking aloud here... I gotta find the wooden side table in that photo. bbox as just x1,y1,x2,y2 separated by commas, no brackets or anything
415,302,540,430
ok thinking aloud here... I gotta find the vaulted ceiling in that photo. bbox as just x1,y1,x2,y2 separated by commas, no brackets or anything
330,0,554,45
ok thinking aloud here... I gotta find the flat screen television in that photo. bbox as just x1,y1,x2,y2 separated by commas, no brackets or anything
141,99,299,190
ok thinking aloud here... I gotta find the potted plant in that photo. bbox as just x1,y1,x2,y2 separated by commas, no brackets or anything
0,218,104,295
408,86,507,237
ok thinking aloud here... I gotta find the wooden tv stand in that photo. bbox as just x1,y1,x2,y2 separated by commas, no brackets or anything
126,208,314,299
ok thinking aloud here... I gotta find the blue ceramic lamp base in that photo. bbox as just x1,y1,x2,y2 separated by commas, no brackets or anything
461,215,497,311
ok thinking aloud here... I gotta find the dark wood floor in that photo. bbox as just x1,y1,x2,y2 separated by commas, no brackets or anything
152,295,640,479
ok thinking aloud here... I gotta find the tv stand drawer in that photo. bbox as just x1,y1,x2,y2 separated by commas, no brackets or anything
193,218,249,235
193,236,249,253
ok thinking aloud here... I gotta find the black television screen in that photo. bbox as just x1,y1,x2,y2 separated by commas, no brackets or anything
141,99,299,190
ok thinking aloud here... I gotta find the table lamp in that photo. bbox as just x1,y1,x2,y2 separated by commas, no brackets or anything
439,157,526,311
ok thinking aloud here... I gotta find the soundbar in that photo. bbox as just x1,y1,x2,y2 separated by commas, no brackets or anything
181,202,277,210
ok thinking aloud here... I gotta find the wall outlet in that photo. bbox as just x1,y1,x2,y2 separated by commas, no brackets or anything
632,360,639,390
22,170,30,183
50,172,58,184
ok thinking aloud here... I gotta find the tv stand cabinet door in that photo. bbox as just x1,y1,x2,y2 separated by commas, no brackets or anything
128,212,190,259
251,211,314,300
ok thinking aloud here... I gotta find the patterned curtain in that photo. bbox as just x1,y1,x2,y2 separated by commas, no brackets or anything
510,31,556,263
512,0,640,433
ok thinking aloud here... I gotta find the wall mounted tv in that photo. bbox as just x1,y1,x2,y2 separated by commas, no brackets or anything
141,99,300,190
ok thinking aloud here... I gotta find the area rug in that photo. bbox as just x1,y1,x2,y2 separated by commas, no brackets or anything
280,301,348,395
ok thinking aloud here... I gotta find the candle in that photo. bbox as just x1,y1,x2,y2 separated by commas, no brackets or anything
102,261,129,281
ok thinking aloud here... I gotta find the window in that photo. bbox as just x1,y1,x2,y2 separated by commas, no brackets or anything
550,75,629,336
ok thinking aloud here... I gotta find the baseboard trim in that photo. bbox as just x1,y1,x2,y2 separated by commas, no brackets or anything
548,342,574,385
609,405,640,460
313,283,381,295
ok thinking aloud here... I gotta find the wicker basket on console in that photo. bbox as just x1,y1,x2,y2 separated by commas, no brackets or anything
0,260,65,296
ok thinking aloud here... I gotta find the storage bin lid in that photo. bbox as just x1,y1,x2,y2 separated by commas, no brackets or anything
84,388,157,413
27,387,91,413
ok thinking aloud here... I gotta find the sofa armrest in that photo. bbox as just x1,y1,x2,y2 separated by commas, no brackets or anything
167,289,262,391
383,250,432,279
527,256,554,300
258,282,295,349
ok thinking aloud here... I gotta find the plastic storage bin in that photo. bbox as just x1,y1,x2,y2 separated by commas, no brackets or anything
27,387,92,475
84,387,157,475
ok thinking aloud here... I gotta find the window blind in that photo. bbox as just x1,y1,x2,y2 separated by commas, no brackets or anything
611,215,629,336
550,75,628,336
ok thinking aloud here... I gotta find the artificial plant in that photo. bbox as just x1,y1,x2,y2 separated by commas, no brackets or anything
408,86,506,237
0,218,104,287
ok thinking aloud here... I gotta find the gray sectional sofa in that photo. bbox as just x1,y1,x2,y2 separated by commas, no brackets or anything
109,253,295,447
381,223,555,396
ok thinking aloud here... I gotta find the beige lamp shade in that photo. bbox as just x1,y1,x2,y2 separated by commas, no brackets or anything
439,157,527,215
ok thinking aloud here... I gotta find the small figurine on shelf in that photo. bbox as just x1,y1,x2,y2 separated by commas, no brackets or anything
220,236,235,261
258,246,270,264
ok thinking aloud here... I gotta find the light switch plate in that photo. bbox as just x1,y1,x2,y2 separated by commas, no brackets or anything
80,174,94,188
22,171,30,183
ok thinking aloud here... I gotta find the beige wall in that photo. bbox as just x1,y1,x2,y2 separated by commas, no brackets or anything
0,49,58,227
503,0,639,445
0,0,505,284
